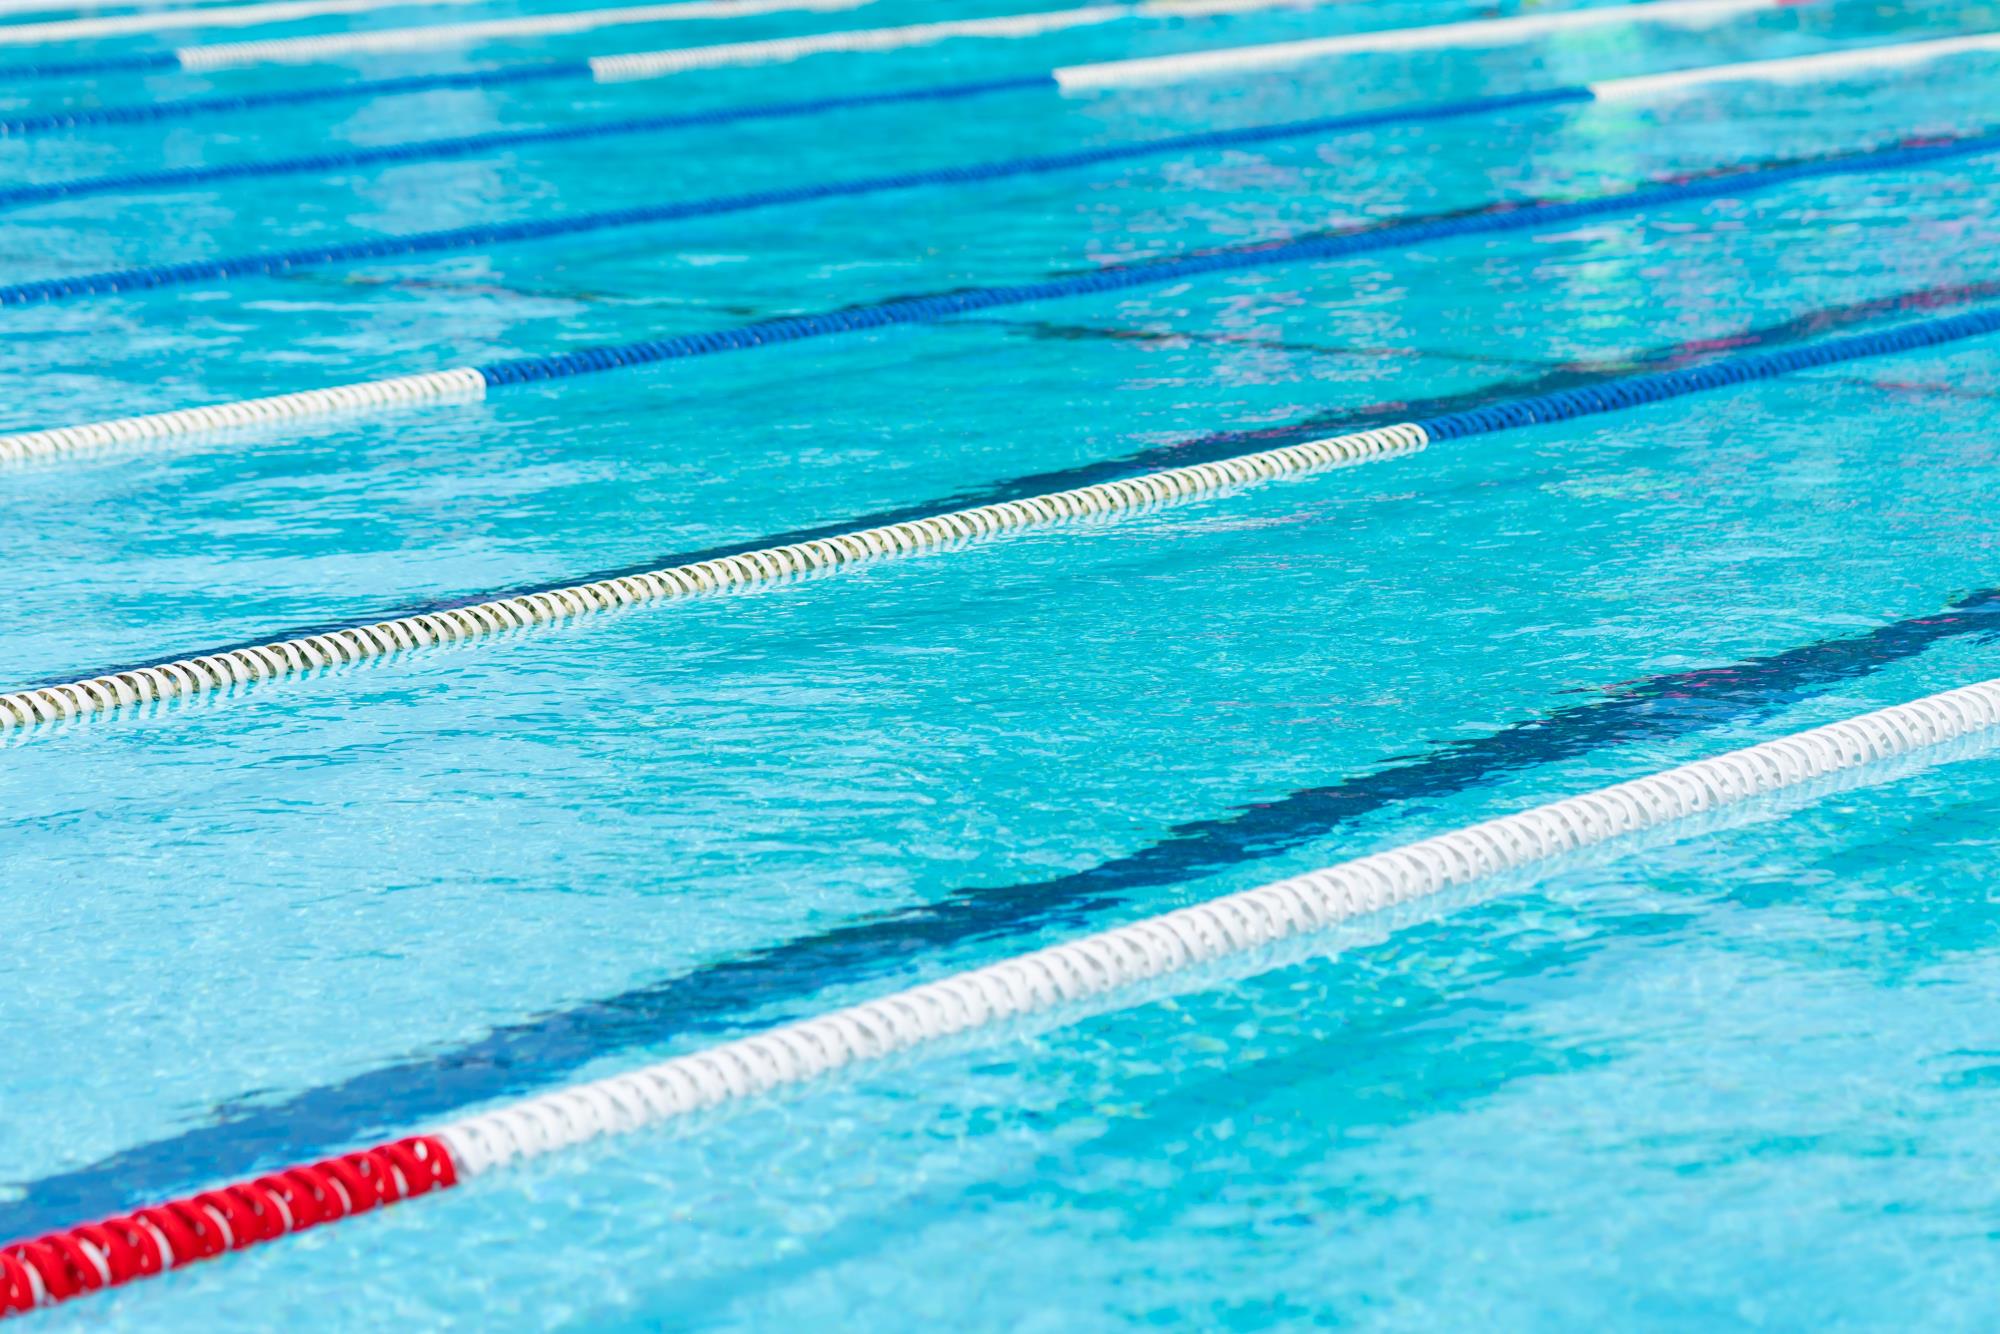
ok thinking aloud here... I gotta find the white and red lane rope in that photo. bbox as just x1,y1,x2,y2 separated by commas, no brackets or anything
8,674,1999,1315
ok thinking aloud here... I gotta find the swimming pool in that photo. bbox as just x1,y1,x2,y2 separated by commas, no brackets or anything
5,0,2000,1322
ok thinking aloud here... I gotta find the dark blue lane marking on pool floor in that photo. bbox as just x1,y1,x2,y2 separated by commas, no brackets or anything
8,282,2000,1237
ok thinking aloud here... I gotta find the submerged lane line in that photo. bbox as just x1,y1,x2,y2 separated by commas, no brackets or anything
7,277,1995,1237
6,304,2000,734
9,675,2000,1315
5,126,1997,462
8,32,1987,211
0,0,1788,104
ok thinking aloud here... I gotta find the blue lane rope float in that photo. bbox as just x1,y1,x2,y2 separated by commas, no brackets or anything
5,125,1997,462
0,88,1583,275
0,0,1792,124
15,29,1997,210
0,88,1581,212
5,299,2000,733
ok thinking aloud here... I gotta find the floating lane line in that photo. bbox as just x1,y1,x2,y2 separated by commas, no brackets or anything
0,0,870,55
0,0,1305,78
1591,28,2000,100
0,0,492,42
0,423,1432,729
6,303,2000,735
1054,0,1798,86
8,673,2000,1315
5,127,1997,464
180,0,891,67
180,0,1286,69
0,88,1586,295
8,32,1988,209
0,0,1789,92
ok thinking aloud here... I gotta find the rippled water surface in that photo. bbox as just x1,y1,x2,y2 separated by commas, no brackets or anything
5,0,2000,1325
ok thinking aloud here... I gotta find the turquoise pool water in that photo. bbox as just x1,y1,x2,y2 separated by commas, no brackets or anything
5,0,2000,1324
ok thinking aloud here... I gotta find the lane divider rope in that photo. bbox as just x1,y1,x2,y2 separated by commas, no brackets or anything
0,0,501,44
0,424,1431,729
9,32,1986,210
1590,28,2000,101
580,0,1301,83
0,0,1788,95
9,673,2000,1314
0,0,294,16
1054,0,1804,86
7,303,2000,734
184,0,877,68
0,89,1582,295
0,0,941,63
5,126,1996,461
0,0,1296,79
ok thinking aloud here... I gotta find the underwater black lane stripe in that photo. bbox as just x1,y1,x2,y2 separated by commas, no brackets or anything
9,587,2000,1237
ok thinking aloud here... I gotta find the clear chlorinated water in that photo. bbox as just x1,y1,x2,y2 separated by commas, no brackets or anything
4,0,2000,1323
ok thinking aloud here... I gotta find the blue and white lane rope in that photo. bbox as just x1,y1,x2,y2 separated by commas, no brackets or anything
0,0,1785,91
0,0,1298,78
8,32,1987,211
4,303,1999,733
0,89,1584,292
6,126,1996,462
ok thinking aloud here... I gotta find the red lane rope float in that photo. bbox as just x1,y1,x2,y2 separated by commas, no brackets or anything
0,1137,455,1315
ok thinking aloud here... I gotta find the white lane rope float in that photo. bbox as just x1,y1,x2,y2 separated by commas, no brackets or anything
1052,0,1802,86
170,0,1312,71
13,0,1790,79
0,424,1431,730
1590,28,2000,101
589,0,1776,82
8,671,2000,1315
